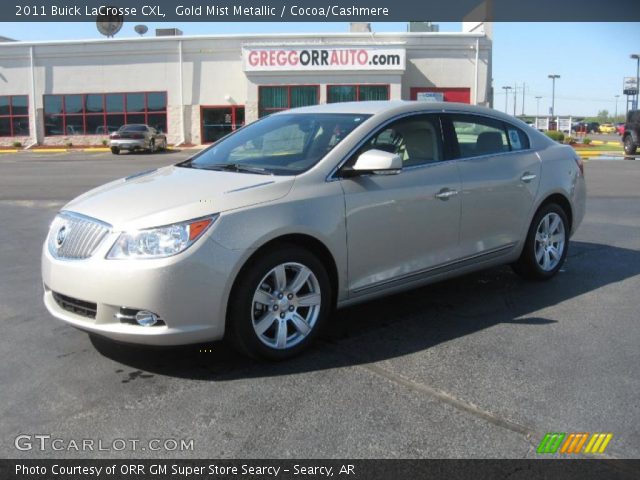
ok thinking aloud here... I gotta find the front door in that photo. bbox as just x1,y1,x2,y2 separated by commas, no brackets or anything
201,106,245,144
340,113,462,294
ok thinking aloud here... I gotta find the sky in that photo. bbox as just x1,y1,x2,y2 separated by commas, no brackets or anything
1,21,639,117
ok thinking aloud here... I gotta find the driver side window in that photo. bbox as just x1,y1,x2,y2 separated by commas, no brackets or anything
352,114,443,168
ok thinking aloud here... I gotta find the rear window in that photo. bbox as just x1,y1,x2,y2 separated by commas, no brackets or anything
119,125,147,132
629,110,640,123
448,114,530,158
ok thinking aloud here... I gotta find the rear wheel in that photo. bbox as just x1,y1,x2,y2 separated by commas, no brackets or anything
624,135,637,155
512,203,569,280
110,147,120,155
227,245,331,360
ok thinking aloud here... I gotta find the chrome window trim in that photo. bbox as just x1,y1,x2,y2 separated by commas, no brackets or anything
326,108,534,182
326,109,445,182
443,110,534,161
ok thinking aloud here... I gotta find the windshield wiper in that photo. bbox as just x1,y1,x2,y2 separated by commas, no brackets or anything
202,163,272,175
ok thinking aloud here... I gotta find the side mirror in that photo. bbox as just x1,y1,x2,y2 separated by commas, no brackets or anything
347,149,402,176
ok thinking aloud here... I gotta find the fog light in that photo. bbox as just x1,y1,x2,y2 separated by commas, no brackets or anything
135,311,159,327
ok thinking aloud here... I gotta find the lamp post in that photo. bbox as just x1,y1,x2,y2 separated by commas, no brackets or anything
615,94,620,120
631,54,640,110
535,96,542,117
502,86,512,114
548,74,560,117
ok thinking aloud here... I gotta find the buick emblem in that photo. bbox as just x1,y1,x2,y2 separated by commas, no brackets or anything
55,225,68,248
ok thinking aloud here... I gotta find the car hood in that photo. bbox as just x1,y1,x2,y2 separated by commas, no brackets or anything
63,165,295,230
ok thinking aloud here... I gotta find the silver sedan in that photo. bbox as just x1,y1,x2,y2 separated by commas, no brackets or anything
42,101,586,359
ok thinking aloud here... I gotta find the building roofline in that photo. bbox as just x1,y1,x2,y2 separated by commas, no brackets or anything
0,30,485,48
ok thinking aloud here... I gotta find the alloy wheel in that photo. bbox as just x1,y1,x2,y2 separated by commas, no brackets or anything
251,262,322,350
534,212,566,271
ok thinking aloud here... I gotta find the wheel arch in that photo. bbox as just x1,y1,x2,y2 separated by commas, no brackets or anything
225,233,340,328
537,192,573,231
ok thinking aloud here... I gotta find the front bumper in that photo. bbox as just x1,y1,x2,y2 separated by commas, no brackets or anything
110,139,147,150
42,227,245,346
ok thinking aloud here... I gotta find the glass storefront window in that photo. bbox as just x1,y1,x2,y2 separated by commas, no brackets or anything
259,85,319,118
0,95,30,137
43,92,167,136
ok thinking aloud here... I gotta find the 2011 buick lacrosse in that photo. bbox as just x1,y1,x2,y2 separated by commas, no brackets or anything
42,101,585,359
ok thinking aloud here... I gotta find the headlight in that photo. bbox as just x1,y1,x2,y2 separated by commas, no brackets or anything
106,215,218,259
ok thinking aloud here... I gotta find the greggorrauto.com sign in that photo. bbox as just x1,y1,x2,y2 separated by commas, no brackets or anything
243,47,406,72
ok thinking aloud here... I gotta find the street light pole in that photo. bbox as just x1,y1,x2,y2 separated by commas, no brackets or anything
536,96,542,117
548,74,560,117
615,94,620,120
631,54,640,110
502,86,512,114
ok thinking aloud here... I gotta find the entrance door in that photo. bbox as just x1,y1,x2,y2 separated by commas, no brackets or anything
201,106,245,144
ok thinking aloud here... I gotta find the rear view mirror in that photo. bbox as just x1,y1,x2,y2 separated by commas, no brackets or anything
350,149,402,175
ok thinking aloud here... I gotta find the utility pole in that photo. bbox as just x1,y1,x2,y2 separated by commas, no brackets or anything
521,83,526,116
548,74,560,116
631,54,639,110
536,96,542,117
502,86,512,114
513,83,517,116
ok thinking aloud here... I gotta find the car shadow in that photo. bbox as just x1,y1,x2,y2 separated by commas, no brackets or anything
90,241,640,380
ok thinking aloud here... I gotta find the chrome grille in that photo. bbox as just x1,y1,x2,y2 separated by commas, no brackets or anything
47,212,111,260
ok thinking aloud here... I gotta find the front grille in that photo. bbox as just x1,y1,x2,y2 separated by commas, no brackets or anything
52,292,97,319
47,212,111,260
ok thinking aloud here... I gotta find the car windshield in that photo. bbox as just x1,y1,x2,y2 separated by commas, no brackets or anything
119,125,147,132
181,113,370,175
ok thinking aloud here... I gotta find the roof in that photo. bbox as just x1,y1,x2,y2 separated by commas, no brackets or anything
278,101,516,119
0,31,484,48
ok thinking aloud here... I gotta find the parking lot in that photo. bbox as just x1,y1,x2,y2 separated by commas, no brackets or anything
0,150,639,459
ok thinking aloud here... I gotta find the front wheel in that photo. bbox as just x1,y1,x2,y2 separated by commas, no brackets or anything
227,245,332,360
624,136,637,155
512,204,569,280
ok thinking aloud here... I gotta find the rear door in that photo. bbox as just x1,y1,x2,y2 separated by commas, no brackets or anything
442,113,540,258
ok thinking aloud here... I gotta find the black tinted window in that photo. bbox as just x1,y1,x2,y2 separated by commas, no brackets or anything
448,114,529,158
356,114,443,167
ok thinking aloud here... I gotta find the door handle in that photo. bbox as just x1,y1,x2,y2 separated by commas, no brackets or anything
521,172,537,183
435,188,459,200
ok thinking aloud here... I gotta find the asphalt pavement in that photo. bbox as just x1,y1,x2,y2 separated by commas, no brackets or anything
0,150,638,459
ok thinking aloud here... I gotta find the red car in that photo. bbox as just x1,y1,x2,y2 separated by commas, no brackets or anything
616,123,625,136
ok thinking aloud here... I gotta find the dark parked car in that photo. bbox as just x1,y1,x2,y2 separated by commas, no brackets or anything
622,110,639,155
109,124,167,154
573,122,600,134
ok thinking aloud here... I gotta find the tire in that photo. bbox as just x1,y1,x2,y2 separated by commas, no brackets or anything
512,203,569,281
624,135,637,155
227,245,332,360
110,147,120,155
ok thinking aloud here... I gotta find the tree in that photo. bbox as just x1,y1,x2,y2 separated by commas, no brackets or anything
596,110,610,123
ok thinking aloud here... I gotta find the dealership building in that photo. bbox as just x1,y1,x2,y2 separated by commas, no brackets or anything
0,23,492,147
